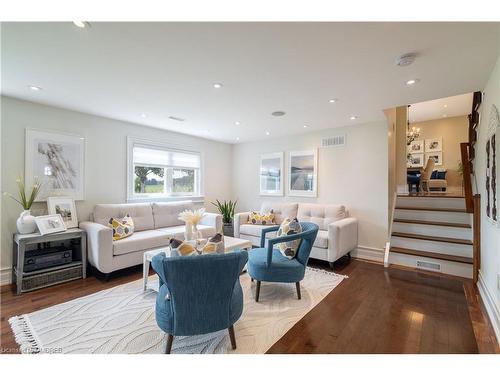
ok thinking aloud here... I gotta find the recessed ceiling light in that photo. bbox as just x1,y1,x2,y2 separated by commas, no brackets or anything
303,125,309,128
235,121,241,125
213,83,223,89
236,137,240,141
140,113,147,118
350,116,358,120
328,99,338,103
265,131,270,136
405,79,419,86
73,21,87,28
443,104,448,108
28,85,42,91
442,114,448,118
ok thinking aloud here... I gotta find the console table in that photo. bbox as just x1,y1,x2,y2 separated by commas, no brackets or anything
12,228,87,295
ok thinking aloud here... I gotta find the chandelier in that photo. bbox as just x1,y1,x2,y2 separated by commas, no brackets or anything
406,104,420,145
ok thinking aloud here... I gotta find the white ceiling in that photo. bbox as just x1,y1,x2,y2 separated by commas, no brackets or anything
409,93,473,123
1,22,499,144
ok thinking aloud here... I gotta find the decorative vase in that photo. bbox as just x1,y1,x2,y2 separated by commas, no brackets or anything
16,210,37,234
184,222,193,241
223,222,234,237
192,223,203,240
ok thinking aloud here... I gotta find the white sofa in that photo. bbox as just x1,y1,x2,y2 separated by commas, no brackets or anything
234,202,357,268
80,201,222,275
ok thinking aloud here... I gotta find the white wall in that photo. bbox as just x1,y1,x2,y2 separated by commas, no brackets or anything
474,53,500,341
232,121,389,255
0,96,233,273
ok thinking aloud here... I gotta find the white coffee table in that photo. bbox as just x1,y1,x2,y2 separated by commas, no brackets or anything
142,236,252,291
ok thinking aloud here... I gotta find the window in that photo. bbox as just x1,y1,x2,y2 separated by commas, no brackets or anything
128,139,202,201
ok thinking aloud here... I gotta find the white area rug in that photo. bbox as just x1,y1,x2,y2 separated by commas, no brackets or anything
9,268,346,354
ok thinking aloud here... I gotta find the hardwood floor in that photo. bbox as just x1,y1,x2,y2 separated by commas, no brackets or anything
1,260,498,354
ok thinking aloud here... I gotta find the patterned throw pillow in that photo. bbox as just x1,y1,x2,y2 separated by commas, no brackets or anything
248,210,275,225
108,214,135,241
170,238,197,256
276,217,302,259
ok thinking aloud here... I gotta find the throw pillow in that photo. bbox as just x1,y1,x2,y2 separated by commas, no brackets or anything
248,210,275,225
276,217,302,259
108,214,134,241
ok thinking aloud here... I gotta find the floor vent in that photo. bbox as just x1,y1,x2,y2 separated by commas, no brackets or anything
321,135,345,148
416,260,441,271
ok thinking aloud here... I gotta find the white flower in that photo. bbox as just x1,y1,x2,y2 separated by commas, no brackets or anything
178,208,205,225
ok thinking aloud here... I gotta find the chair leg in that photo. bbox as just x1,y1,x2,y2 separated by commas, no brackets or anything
228,325,237,350
347,252,352,260
255,280,261,302
296,282,301,300
165,334,174,354
251,278,254,282
328,262,335,271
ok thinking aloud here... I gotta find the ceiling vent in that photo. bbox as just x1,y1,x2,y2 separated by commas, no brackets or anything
321,135,346,148
416,260,441,271
271,111,286,117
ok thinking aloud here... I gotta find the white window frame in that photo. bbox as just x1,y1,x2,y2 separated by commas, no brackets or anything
126,136,204,203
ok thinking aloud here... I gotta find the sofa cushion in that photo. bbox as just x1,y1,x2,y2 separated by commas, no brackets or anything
94,203,154,231
240,224,277,238
152,201,194,229
314,230,328,249
297,203,346,231
108,214,135,241
247,211,276,225
156,224,216,240
259,202,298,224
113,230,170,256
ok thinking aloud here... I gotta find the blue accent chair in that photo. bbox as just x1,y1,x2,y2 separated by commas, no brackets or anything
247,222,319,302
151,250,248,353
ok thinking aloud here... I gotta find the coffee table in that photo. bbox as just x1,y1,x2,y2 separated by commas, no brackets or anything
142,236,252,291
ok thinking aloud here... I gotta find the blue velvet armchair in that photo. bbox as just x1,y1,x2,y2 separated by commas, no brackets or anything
247,222,319,302
151,250,248,353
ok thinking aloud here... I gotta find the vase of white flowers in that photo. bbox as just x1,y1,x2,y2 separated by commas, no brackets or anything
178,208,205,241
4,177,42,234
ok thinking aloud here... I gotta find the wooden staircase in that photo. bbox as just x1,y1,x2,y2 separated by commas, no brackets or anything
388,195,475,278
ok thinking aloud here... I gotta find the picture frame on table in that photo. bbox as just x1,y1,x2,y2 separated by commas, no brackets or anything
260,152,284,196
25,128,85,201
288,150,318,197
47,196,79,228
34,214,67,235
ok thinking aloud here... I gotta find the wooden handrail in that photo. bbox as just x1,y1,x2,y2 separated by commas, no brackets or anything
473,194,481,284
460,142,474,213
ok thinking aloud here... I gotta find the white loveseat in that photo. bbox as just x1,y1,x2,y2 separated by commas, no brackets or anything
80,201,222,275
234,202,357,267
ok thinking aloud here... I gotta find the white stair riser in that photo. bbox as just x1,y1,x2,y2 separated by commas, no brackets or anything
392,222,472,240
389,252,472,279
394,209,471,225
390,236,472,258
397,197,466,210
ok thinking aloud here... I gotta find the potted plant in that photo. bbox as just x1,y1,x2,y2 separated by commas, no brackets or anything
211,199,237,237
4,176,43,234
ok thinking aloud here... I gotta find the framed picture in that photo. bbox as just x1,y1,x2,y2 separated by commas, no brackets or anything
408,140,424,154
426,152,443,166
25,129,85,201
486,104,498,224
35,214,67,235
47,197,78,228
408,153,424,168
260,152,284,196
425,138,443,152
288,150,318,197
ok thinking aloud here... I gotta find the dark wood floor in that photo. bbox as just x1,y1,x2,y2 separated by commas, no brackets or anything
1,259,498,354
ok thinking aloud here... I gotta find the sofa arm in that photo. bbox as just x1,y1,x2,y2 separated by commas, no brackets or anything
79,221,114,274
233,212,251,238
328,217,358,262
200,213,223,233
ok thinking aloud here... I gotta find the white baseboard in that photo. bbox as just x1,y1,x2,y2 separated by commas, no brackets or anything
351,245,384,263
478,271,500,344
1,267,12,286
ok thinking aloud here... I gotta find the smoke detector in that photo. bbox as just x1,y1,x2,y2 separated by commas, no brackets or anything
395,53,417,67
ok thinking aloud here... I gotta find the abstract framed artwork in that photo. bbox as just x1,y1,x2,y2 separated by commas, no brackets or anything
408,140,424,154
408,153,424,168
25,129,85,201
426,152,443,166
47,196,79,228
485,104,498,224
260,152,284,196
425,137,443,152
288,150,317,197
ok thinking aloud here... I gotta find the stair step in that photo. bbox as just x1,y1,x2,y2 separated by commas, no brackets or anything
397,194,465,198
395,206,467,213
393,219,471,229
390,246,473,264
391,232,473,245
